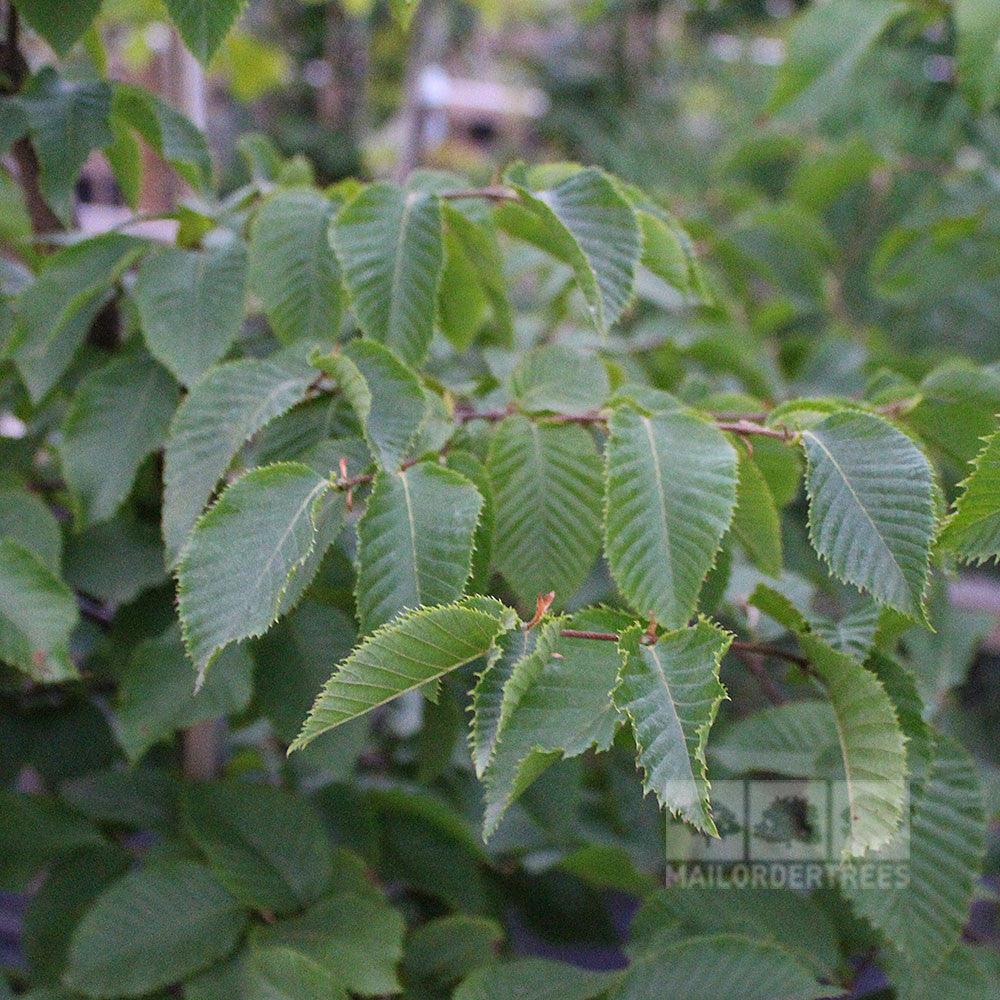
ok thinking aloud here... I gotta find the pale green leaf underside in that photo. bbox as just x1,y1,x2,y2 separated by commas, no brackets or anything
177,463,342,680
355,462,482,633
331,184,444,365
291,598,517,751
488,415,603,608
801,411,934,620
162,355,316,566
842,736,985,972
470,627,539,779
614,621,731,835
938,427,1000,565
750,585,907,855
250,188,343,346
604,405,738,629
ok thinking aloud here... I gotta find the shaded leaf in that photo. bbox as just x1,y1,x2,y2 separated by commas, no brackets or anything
64,862,248,997
60,351,178,529
0,539,78,683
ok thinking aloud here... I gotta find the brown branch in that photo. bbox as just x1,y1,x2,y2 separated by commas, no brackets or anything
715,420,793,441
730,639,808,669
439,186,520,202
559,628,620,642
557,629,809,676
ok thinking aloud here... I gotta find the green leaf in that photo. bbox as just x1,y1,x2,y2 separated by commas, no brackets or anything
765,0,907,117
440,203,512,348
254,601,358,745
842,736,985,972
290,598,517,751
116,625,252,762
177,462,343,681
355,462,482,633
133,238,248,386
311,339,426,471
488,415,603,607
64,861,248,997
0,539,79,683
445,450,494,593
455,958,619,1000
184,780,334,916
0,488,61,571
604,405,738,629
800,411,934,620
497,166,641,334
633,886,840,977
14,0,101,56
0,792,104,891
509,344,610,415
907,362,1000,469
887,944,996,1000
731,452,783,577
60,351,178,529
250,189,344,346
438,226,489,352
112,83,212,191
19,70,113,225
612,934,826,1000
250,892,405,996
613,621,731,835
331,184,444,365
621,183,708,301
7,233,146,402
955,0,1000,112
63,512,166,606
404,915,503,991
22,845,131,987
750,585,907,855
165,0,249,63
938,427,1000,565
481,610,627,836
162,355,316,566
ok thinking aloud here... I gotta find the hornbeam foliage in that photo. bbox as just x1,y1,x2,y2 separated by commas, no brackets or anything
1,0,999,995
